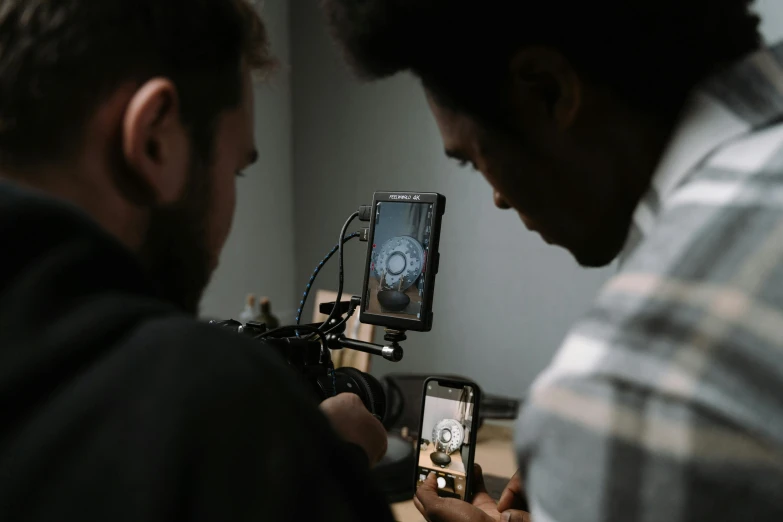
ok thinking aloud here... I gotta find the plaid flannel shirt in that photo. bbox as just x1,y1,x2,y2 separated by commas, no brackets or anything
516,42,783,521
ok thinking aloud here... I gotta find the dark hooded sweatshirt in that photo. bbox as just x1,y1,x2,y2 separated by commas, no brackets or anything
0,182,394,521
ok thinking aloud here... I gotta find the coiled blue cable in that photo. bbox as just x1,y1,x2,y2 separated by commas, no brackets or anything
295,232,360,327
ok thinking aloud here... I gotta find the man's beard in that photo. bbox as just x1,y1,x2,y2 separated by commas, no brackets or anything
139,161,214,316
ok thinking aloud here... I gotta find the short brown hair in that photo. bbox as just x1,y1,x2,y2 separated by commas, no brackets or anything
0,0,276,169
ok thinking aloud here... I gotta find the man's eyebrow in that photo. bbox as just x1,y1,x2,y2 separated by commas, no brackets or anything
248,149,259,165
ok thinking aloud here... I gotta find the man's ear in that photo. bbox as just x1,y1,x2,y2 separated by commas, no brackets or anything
507,47,582,131
122,78,189,206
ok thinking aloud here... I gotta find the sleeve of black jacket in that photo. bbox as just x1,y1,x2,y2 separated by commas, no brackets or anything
118,317,395,522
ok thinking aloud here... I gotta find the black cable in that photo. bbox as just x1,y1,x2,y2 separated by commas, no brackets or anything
259,324,324,339
324,299,359,335
257,324,329,359
358,205,373,222
295,232,359,326
320,211,359,331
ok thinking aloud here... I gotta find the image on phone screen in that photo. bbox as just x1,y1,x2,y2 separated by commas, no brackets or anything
416,382,476,500
366,201,434,320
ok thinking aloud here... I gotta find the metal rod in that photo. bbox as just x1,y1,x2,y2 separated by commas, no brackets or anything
338,337,403,362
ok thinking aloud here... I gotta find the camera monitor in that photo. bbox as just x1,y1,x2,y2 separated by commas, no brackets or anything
360,192,445,332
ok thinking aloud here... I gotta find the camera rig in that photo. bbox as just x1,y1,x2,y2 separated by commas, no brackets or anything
211,301,405,421
210,200,424,422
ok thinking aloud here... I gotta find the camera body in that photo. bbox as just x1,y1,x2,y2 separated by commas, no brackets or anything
210,305,387,420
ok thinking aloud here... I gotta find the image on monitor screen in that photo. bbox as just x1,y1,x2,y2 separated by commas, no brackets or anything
366,201,433,320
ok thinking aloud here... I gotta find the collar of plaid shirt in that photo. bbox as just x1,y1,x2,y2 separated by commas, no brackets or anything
619,41,783,265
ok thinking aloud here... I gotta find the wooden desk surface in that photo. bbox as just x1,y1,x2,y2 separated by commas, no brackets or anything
392,423,517,522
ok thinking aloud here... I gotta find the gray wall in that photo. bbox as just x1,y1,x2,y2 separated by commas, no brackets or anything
201,0,297,322
758,0,783,43
421,397,468,444
290,3,611,399
212,1,783,400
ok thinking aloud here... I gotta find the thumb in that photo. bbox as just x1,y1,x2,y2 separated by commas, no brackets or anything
416,472,441,502
470,463,497,507
415,472,446,516
501,510,531,522
472,463,489,494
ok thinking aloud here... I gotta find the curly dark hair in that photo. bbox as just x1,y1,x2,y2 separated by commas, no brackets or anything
322,0,761,127
0,0,276,170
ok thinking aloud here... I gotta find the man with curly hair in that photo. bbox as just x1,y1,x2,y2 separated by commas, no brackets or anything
323,0,783,520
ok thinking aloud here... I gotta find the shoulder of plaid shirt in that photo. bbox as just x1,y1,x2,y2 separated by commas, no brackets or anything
515,42,783,522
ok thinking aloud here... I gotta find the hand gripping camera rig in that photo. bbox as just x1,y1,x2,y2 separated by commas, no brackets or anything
211,192,446,422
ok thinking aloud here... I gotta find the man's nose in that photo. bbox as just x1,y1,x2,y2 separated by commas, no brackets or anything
494,191,512,209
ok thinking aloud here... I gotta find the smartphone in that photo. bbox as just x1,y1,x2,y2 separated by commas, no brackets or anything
414,377,481,501
360,192,446,332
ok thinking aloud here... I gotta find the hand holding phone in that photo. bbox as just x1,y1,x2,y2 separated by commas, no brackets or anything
414,378,531,521
415,463,531,522
414,378,480,501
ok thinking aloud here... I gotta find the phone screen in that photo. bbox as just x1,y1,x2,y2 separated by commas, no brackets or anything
365,201,434,321
416,381,476,500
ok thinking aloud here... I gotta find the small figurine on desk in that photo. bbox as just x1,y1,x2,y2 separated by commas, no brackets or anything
255,297,280,330
239,294,257,324
238,294,280,330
